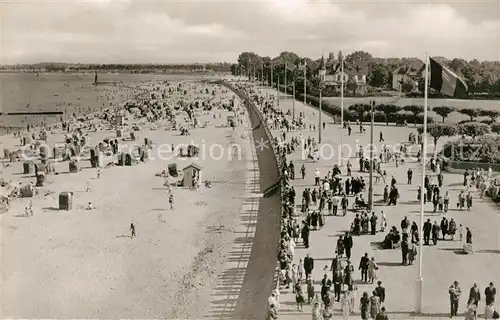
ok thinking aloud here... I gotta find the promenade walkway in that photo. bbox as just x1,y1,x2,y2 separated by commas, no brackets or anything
264,87,500,319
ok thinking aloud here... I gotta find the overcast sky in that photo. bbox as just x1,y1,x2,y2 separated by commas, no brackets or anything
1,0,499,64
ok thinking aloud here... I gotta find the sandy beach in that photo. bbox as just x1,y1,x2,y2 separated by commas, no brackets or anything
0,79,258,318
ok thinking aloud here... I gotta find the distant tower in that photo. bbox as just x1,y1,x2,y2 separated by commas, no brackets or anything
328,52,335,62
94,72,98,85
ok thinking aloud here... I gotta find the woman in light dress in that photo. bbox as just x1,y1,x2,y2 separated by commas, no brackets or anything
367,257,378,284
340,291,350,320
369,290,381,319
311,301,322,320
380,211,387,232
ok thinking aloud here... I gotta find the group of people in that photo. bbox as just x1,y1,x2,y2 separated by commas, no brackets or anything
238,82,499,320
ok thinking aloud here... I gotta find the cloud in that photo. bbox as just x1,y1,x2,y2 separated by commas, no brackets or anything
0,0,498,64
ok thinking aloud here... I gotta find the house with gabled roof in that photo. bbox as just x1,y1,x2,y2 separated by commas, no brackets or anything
392,60,425,92
326,63,369,95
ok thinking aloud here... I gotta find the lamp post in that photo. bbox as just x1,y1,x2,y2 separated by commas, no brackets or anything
292,76,296,120
368,100,375,210
277,75,280,106
318,56,326,144
303,62,307,107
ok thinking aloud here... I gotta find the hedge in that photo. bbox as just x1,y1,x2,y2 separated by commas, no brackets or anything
442,134,500,164
293,94,435,124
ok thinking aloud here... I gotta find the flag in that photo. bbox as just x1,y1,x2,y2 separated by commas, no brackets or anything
429,57,468,97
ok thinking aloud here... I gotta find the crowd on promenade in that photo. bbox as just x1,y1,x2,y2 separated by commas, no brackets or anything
232,81,499,320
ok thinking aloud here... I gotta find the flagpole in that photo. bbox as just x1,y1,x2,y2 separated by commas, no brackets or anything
339,53,345,166
277,75,280,106
284,62,287,100
293,79,296,121
271,63,274,96
417,52,429,314
261,63,264,87
304,62,307,108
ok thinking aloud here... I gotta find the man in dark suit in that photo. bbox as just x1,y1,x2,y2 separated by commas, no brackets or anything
423,219,432,245
358,253,369,282
375,281,386,303
343,232,353,260
485,282,496,306
304,253,314,278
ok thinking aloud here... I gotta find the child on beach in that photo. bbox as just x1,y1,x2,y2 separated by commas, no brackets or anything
130,223,136,238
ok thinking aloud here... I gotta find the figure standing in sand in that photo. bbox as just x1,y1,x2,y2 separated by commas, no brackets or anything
169,193,174,209
97,169,101,179
86,181,91,192
130,223,136,238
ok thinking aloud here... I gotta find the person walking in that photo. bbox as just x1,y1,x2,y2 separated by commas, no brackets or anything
375,281,386,304
312,301,322,320
380,210,387,232
304,254,314,278
359,253,369,282
449,280,461,318
130,223,136,238
341,195,349,216
370,212,378,235
407,168,413,184
294,282,305,311
340,291,350,320
343,232,353,260
401,239,409,265
360,292,370,320
369,290,381,319
367,257,378,284
486,282,497,301
169,192,174,209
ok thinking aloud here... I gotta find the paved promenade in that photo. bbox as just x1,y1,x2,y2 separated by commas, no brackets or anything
264,87,500,319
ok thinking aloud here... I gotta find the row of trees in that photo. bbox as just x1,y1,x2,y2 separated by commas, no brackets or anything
418,122,499,149
296,94,500,126
234,51,500,97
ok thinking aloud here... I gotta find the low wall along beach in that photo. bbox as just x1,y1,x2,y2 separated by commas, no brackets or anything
220,81,282,320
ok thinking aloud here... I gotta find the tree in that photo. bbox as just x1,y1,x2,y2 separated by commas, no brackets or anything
376,104,401,125
491,123,500,134
345,51,373,68
433,106,456,123
401,80,416,93
348,104,371,121
403,105,424,126
368,64,389,88
479,109,500,122
418,123,458,151
347,79,358,96
458,108,479,121
230,64,237,76
458,122,491,138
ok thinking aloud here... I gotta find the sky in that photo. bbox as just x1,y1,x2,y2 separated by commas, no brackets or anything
1,0,499,64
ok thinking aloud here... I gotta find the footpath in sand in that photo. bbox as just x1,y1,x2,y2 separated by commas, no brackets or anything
0,80,258,319
263,87,500,319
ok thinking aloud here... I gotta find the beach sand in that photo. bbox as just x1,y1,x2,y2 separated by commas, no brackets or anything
0,80,256,318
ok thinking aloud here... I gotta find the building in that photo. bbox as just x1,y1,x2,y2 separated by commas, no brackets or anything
392,60,425,92
326,65,369,95
182,163,203,188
